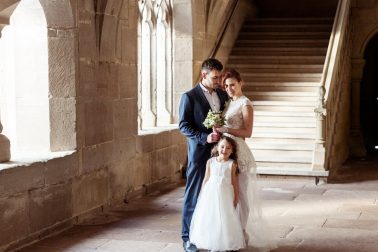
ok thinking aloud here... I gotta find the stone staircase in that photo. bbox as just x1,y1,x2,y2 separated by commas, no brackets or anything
227,18,333,176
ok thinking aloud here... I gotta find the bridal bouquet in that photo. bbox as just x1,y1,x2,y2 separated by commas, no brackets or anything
203,110,225,129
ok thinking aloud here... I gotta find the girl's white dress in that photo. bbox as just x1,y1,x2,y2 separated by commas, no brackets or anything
189,157,246,251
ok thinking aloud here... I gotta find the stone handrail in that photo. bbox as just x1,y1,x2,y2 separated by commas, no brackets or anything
313,0,351,171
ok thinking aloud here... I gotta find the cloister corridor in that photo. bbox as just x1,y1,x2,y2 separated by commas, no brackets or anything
17,156,378,252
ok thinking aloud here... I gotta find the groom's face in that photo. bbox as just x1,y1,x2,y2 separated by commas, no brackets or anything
202,70,222,90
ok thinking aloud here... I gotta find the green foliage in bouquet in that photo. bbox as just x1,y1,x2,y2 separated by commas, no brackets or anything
203,110,225,129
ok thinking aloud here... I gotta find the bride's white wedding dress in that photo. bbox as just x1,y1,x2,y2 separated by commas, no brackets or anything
223,95,273,250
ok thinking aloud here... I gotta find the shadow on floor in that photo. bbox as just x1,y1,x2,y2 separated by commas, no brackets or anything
329,153,378,183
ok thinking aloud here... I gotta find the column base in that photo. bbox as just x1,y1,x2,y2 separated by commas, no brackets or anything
349,130,366,157
0,133,11,162
312,143,326,170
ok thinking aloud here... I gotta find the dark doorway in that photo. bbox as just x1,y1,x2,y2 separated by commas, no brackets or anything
361,33,378,154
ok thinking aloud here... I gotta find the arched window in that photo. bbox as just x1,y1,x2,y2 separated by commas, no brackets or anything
0,0,76,160
0,0,49,152
138,0,172,129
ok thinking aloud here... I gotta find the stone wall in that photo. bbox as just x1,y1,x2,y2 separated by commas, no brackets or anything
0,0,186,251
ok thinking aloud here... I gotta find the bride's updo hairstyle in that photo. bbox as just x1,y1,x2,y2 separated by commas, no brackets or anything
222,68,242,88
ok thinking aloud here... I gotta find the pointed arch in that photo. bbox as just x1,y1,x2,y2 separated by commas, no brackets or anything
0,0,76,155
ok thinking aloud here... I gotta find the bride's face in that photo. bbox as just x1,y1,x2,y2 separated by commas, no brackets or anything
224,77,243,99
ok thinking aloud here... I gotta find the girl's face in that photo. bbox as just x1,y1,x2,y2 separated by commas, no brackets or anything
217,139,233,159
224,77,243,99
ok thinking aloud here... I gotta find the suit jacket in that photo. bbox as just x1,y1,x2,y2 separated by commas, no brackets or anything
179,84,229,169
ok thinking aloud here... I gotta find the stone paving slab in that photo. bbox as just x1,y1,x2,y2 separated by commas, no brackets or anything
18,177,378,252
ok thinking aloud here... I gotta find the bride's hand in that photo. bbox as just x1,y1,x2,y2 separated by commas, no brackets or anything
214,126,228,134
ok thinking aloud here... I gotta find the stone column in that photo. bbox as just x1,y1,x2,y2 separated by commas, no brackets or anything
349,58,366,157
0,121,10,162
312,86,326,170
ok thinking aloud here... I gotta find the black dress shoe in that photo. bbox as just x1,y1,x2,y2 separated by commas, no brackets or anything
183,241,198,252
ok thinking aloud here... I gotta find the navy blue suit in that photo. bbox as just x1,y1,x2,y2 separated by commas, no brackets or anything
179,84,229,242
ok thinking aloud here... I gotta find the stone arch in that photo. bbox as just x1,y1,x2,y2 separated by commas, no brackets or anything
358,27,378,58
0,0,76,154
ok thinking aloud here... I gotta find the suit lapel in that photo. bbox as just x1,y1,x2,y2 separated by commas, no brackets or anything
195,84,212,112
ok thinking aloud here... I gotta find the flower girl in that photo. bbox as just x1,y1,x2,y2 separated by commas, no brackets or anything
190,136,245,251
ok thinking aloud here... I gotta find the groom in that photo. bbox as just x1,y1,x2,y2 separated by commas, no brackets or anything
179,58,229,252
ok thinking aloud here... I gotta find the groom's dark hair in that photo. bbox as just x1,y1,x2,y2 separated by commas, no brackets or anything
201,58,223,73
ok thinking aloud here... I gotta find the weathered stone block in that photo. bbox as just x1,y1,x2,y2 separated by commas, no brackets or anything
0,163,44,197
48,36,76,98
72,169,109,215
154,131,172,150
84,100,114,146
114,98,136,139
29,183,73,233
99,14,118,61
0,193,29,246
121,26,137,64
132,154,152,189
45,153,78,185
136,134,154,154
78,60,96,97
78,11,97,60
118,64,137,99
152,147,178,181
49,97,77,151
113,137,137,165
96,62,119,98
81,142,114,175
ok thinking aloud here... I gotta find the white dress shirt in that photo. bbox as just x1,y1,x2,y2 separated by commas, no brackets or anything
199,83,221,112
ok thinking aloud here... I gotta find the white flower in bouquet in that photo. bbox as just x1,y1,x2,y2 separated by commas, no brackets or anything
203,110,225,129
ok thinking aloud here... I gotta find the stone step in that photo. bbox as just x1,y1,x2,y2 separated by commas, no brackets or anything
254,120,315,128
252,149,313,163
254,115,316,123
246,85,319,92
252,130,315,139
243,74,321,82
253,105,315,112
248,139,314,150
249,137,314,145
241,24,332,32
234,39,329,48
254,110,314,117
228,55,325,64
243,81,321,87
227,64,324,73
256,166,329,177
254,126,315,134
249,91,317,97
231,47,327,56
238,31,331,40
245,17,334,26
256,161,312,169
251,95,317,102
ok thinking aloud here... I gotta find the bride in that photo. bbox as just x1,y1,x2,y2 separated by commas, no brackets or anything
215,68,273,250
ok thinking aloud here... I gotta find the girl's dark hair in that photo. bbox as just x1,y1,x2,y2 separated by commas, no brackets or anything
211,136,238,160
222,68,242,86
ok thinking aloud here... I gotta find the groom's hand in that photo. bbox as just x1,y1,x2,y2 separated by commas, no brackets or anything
207,132,220,143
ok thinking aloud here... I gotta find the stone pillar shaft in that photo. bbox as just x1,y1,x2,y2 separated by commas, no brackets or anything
0,121,11,162
349,59,366,157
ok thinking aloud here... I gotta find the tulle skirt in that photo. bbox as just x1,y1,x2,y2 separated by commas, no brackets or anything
190,178,246,251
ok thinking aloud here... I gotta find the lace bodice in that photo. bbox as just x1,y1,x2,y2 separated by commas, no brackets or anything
223,96,253,129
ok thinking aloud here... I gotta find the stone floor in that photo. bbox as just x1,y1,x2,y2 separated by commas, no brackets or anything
17,156,378,252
